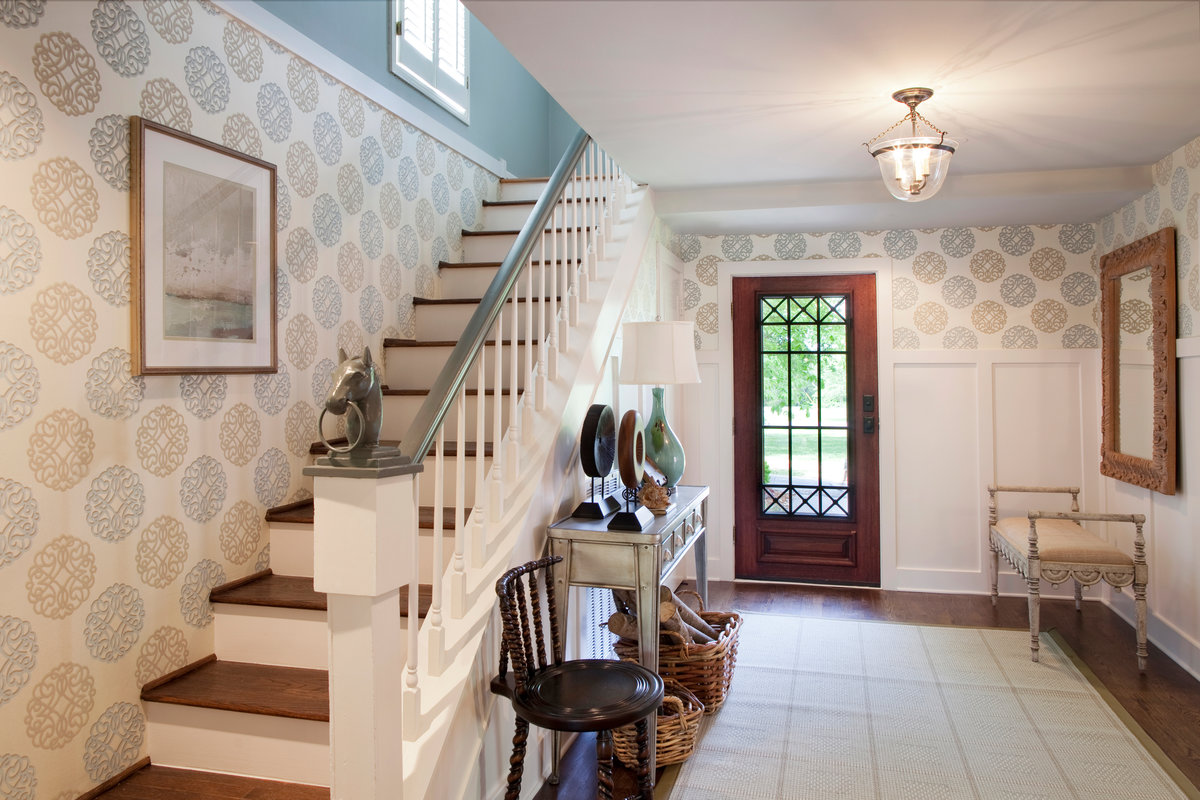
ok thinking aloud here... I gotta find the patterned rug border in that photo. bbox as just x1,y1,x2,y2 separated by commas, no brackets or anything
1046,629,1200,800
656,615,1199,800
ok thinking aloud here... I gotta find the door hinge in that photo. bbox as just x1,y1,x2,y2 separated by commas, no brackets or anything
395,20,403,36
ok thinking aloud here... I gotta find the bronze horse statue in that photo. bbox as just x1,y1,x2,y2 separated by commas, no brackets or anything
322,347,382,453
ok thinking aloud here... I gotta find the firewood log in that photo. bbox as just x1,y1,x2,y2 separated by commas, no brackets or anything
660,587,719,639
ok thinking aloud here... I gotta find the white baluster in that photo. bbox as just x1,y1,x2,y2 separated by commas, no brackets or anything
428,427,445,674
522,256,537,444
505,273,519,483
489,309,504,522
450,386,466,618
472,357,486,567
539,232,554,390
403,474,421,734
556,197,570,351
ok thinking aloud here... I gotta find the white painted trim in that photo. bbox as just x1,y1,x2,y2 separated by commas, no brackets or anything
210,0,512,178
709,258,896,586
1177,336,1200,359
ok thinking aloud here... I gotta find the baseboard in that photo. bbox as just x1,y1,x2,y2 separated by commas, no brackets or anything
74,757,150,800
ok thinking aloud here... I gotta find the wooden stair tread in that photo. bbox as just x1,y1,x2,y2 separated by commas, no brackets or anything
264,498,316,524
413,295,559,306
90,764,329,799
261,500,471,534
308,439,493,458
382,337,533,348
382,386,514,396
463,226,592,236
437,258,581,269
209,571,435,617
211,572,324,610
141,660,329,722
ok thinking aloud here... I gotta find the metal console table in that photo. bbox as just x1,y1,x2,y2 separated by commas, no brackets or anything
547,484,709,778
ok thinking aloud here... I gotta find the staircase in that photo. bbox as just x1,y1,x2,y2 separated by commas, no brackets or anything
134,134,656,798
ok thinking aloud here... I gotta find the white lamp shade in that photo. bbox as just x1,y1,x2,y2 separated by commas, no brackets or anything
619,321,701,385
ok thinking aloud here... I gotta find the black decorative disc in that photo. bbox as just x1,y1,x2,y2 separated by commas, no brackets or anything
579,404,616,478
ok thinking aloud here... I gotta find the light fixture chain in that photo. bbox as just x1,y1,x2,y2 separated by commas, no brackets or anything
863,109,948,148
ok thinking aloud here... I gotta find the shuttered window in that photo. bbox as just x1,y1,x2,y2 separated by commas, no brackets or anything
390,0,469,121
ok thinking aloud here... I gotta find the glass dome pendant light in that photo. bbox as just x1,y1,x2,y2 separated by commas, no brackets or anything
865,87,957,202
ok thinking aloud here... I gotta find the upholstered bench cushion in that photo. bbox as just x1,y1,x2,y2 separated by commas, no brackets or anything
994,517,1134,566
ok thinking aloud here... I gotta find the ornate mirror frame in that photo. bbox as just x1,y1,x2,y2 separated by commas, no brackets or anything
1099,227,1176,494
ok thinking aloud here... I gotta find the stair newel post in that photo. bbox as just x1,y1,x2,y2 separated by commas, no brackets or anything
404,475,421,731
305,459,424,800
429,426,445,674
450,385,467,618
504,281,520,482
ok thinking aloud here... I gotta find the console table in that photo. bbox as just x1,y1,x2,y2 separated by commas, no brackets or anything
547,484,709,777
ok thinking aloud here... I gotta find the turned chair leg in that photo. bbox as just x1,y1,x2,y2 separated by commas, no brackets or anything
1027,574,1041,663
1135,582,1149,672
634,717,654,800
596,729,614,800
505,717,529,800
989,541,1000,607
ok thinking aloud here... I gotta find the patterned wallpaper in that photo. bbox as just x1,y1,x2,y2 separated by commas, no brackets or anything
0,1,497,796
676,224,1100,352
1097,135,1200,338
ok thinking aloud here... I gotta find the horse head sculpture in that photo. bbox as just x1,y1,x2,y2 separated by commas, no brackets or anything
320,346,383,454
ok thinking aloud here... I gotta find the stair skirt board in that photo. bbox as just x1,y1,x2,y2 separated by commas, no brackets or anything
268,523,314,580
214,605,329,670
145,703,329,787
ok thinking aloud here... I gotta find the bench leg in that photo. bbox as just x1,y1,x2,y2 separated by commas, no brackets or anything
1135,581,1148,672
988,539,1000,606
1027,574,1041,663
1073,580,1083,611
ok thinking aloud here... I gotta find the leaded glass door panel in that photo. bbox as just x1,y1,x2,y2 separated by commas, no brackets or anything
733,275,879,585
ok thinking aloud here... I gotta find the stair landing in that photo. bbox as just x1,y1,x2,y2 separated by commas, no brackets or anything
89,764,328,799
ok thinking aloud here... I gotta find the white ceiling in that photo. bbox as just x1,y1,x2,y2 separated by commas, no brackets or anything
467,0,1200,233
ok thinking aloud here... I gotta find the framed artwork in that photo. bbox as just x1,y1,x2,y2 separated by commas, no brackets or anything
130,116,277,375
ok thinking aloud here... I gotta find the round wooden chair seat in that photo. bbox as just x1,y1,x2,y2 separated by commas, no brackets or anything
497,659,663,733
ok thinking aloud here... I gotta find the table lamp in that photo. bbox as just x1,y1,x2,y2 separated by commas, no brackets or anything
618,321,701,494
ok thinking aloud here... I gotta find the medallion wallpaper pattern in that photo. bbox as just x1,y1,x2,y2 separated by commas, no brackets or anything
1097,135,1200,337
677,135,1200,353
0,1,497,796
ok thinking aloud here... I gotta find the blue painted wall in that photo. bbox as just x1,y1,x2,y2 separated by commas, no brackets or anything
249,0,578,177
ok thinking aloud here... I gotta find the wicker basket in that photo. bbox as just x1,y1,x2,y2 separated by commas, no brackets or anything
614,592,742,714
613,680,704,768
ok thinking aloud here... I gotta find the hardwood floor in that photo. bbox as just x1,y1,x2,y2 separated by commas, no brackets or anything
89,765,328,799
533,580,1200,799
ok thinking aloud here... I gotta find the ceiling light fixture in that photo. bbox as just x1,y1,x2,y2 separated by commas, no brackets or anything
865,87,957,202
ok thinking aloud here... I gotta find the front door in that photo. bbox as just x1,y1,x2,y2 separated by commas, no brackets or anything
732,274,880,585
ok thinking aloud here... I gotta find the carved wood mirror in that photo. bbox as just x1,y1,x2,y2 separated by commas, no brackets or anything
1100,227,1176,494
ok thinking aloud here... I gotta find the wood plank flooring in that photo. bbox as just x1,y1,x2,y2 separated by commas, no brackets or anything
533,580,1200,799
91,766,328,799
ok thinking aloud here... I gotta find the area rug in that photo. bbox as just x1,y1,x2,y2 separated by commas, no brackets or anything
666,614,1198,800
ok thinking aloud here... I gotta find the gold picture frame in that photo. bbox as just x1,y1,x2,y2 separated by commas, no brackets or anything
130,116,277,375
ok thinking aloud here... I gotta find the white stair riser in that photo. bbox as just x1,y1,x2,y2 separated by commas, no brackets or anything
384,343,529,391
416,455,486,506
482,203,570,230
215,606,330,670
380,392,513,441
464,230,592,263
269,522,314,579
416,530,458,583
498,179,602,203
145,704,329,786
413,300,558,341
438,265,501,298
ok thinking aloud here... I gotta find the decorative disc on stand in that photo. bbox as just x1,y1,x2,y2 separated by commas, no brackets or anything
609,409,654,531
573,404,620,519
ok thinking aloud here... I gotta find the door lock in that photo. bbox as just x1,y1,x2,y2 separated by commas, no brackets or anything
863,416,876,435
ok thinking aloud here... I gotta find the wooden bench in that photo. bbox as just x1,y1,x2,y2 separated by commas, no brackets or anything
987,485,1148,671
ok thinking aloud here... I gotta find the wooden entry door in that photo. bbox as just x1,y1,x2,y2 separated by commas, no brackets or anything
732,275,880,585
